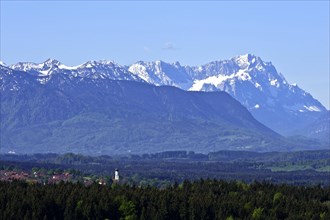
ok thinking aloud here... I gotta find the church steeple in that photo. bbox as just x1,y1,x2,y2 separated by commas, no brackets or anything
114,168,119,181
112,168,120,184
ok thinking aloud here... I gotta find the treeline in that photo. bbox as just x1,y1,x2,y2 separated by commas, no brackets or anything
0,180,329,220
2,149,330,163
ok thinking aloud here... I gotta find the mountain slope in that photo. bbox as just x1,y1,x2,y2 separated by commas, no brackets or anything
298,111,329,144
2,66,313,155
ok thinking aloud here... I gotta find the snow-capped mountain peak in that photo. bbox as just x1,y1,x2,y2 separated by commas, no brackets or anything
99,60,117,66
81,60,98,68
8,59,143,82
233,54,253,69
232,54,268,71
129,60,192,89
78,60,119,69
8,59,63,76
126,55,326,134
44,58,61,66
0,61,6,66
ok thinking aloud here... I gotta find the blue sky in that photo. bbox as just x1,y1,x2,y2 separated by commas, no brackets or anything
1,1,329,108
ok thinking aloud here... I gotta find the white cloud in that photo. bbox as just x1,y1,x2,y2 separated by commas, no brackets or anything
162,42,177,50
143,46,150,52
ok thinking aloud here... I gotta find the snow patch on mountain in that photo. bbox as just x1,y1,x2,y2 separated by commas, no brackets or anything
58,64,82,70
284,103,322,113
304,105,322,112
255,82,262,91
128,63,153,83
270,79,279,87
129,60,193,89
189,69,253,91
189,75,231,91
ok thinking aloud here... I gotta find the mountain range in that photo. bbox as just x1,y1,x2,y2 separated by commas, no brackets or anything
0,55,328,154
6,54,326,135
128,54,326,134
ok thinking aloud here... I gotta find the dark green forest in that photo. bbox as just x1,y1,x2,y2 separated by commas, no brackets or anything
1,180,329,220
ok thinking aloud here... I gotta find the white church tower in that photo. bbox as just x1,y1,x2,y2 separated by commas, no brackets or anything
115,168,119,180
113,168,120,182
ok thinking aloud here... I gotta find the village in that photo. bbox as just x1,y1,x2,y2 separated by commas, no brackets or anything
0,168,120,186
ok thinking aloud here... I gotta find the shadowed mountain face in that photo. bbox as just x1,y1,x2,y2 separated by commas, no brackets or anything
2,64,315,155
